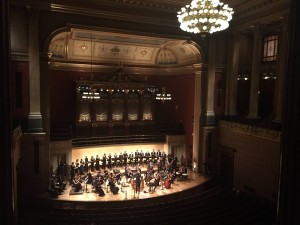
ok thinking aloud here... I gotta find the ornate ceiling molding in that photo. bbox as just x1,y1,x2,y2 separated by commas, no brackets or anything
48,26,202,73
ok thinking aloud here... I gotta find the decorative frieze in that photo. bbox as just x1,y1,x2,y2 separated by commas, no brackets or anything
219,120,281,142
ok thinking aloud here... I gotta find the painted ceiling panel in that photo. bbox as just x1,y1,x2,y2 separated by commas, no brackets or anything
49,28,199,67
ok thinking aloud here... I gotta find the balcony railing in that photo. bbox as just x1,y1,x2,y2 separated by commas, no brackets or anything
72,134,166,148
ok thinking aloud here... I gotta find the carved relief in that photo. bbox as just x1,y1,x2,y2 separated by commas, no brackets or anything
219,120,281,142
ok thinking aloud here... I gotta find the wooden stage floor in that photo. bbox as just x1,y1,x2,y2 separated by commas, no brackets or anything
42,169,207,203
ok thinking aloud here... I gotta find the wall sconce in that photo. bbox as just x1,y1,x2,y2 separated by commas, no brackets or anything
193,161,197,172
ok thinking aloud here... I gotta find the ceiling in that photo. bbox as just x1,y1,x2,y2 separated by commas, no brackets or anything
26,0,288,28
42,0,288,74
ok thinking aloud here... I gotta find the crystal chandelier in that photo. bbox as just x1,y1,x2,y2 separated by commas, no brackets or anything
177,0,234,34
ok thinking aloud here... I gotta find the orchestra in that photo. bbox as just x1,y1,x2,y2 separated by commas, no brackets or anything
49,149,190,199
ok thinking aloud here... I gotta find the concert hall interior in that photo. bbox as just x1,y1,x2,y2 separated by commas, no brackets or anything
2,0,300,225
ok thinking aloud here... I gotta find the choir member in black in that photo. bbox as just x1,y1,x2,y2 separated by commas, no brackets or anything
79,158,84,175
129,152,134,167
84,156,89,172
102,153,107,169
113,153,118,167
151,149,156,162
108,153,112,169
90,155,95,172
123,151,128,166
139,150,144,165
75,159,79,175
134,150,139,166
95,155,100,171
157,149,162,158
145,150,150,164
119,152,123,167
70,162,75,183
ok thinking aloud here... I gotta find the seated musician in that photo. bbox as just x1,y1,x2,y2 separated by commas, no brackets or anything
148,178,155,193
113,168,121,184
48,178,62,196
124,164,131,181
56,176,67,190
135,163,141,173
95,180,105,196
72,175,82,192
170,171,176,183
181,165,188,174
148,173,159,193
85,172,93,192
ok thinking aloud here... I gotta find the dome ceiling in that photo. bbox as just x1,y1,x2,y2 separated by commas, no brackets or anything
48,27,201,74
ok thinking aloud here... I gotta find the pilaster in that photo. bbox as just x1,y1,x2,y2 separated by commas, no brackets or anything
27,6,43,132
248,25,262,119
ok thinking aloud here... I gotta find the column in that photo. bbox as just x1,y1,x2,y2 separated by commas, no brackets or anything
273,19,288,123
27,7,43,132
225,32,240,116
19,7,47,200
192,65,202,172
205,35,216,125
248,25,262,119
277,0,300,223
0,0,13,224
40,52,51,189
